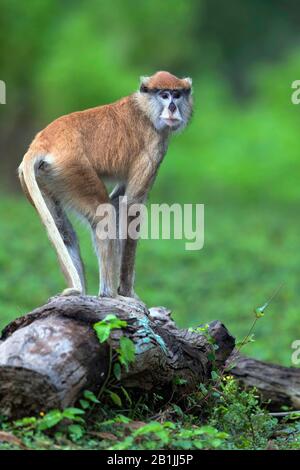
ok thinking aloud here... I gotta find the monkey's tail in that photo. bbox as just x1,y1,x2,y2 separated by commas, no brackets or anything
20,153,82,290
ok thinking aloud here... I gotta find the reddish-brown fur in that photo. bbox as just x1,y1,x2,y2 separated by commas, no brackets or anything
21,95,164,217
146,71,190,90
19,71,192,297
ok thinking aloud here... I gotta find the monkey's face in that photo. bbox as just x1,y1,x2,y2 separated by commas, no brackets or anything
154,89,192,132
137,72,193,133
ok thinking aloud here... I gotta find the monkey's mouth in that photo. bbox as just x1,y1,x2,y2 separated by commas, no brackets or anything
162,118,181,127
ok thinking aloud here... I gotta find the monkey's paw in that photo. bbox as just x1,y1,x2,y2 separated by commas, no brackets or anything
98,289,118,298
60,288,83,297
117,288,141,302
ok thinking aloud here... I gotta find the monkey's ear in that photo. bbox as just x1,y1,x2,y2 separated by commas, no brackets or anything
139,76,150,93
183,77,192,88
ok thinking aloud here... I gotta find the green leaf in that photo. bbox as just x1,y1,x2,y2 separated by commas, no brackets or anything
63,407,85,415
105,316,127,329
14,417,37,428
108,391,123,407
175,439,192,449
83,390,100,403
211,370,219,381
172,404,184,416
134,422,164,436
62,407,85,421
118,336,135,369
38,410,63,430
113,362,122,380
199,425,219,434
289,411,300,420
93,314,128,344
121,386,132,405
194,440,204,449
211,438,223,448
199,383,208,395
114,414,131,424
79,399,90,410
133,422,171,445
68,424,84,440
173,376,188,385
93,323,111,343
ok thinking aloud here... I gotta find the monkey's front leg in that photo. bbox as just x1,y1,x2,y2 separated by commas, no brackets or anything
118,175,152,298
92,230,120,297
118,228,139,298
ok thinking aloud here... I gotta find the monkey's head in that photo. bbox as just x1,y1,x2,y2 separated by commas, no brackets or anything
137,71,193,132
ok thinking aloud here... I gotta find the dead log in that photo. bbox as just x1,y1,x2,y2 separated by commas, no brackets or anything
0,295,299,419
0,295,235,419
228,353,300,410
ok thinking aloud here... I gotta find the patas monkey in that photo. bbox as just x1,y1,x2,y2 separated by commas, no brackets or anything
18,71,193,298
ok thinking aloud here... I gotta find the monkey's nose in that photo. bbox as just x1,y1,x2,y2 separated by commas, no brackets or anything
168,102,176,114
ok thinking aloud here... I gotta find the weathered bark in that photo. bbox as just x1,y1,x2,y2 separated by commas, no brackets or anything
0,295,299,419
228,352,300,410
0,295,235,419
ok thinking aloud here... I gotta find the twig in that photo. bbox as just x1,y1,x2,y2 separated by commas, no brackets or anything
269,411,300,418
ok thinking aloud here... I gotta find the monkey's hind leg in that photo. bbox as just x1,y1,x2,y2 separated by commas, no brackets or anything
60,164,120,298
45,195,86,296
20,155,84,296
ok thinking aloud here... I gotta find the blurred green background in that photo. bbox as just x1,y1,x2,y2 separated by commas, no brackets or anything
1,0,300,364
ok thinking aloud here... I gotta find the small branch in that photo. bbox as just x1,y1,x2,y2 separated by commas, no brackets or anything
269,411,300,418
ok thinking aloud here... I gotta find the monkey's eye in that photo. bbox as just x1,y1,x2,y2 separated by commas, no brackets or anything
172,90,182,99
159,91,169,100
